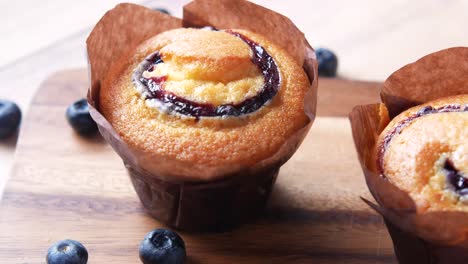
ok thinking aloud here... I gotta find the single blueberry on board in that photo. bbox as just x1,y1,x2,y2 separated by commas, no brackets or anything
0,99,21,139
316,48,338,77
66,99,98,135
46,239,88,264
139,229,186,264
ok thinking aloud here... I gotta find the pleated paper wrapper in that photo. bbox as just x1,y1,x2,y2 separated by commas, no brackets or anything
350,47,468,263
86,0,318,231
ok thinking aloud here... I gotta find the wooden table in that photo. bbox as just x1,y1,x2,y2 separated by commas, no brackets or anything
0,0,467,195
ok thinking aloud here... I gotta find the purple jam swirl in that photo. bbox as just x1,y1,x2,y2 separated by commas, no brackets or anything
377,104,468,177
132,31,280,117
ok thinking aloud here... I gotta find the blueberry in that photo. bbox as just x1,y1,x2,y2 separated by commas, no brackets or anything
46,239,88,264
316,48,338,77
66,99,97,135
153,8,170,15
444,159,468,192
0,99,21,139
139,229,186,264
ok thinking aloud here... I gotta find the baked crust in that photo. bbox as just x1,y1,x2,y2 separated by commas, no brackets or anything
377,94,468,212
99,28,310,181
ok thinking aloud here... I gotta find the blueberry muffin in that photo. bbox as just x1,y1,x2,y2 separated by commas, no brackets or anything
367,94,468,263
99,27,310,182
96,27,314,230
350,47,468,263
376,94,467,213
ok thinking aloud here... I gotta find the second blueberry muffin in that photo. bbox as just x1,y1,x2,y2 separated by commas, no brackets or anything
375,94,468,247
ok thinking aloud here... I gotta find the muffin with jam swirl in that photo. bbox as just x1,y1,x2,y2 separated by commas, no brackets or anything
350,47,468,263
98,27,313,230
376,94,468,212
100,27,310,180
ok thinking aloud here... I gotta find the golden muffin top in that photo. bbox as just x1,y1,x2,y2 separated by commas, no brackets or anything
129,28,283,118
141,29,264,106
376,94,468,212
99,28,310,181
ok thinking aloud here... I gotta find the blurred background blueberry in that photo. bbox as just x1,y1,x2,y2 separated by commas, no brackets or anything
316,48,338,77
0,100,21,139
66,99,98,136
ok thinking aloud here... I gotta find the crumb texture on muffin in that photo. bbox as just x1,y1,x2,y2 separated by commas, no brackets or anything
377,95,468,212
99,28,310,180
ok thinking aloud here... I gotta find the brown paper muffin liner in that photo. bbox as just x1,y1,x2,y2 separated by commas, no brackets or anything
384,219,468,264
350,47,468,262
127,163,279,231
86,1,317,230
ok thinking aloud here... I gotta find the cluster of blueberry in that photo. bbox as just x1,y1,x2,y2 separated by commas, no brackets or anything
46,228,186,264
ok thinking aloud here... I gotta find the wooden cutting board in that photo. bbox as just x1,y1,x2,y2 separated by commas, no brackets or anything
0,69,396,263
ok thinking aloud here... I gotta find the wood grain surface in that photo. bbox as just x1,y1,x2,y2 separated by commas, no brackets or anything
0,69,394,263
